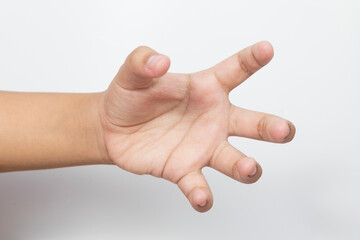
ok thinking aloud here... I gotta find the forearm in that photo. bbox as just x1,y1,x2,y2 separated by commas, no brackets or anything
0,91,110,172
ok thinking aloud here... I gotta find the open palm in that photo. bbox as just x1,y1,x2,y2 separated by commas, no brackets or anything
99,42,295,212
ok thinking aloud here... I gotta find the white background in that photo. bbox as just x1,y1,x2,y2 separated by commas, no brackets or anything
1,0,360,239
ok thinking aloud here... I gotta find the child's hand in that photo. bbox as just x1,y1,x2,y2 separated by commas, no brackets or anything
99,41,295,212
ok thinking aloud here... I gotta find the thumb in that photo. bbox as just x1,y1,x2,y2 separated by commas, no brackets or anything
115,46,171,90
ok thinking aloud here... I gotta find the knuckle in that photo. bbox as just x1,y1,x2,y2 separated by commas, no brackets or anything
126,46,154,76
132,45,151,55
129,46,152,65
237,50,264,75
238,56,253,75
250,48,264,69
257,116,266,141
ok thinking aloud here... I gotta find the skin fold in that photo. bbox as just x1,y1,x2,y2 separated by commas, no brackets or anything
0,41,295,212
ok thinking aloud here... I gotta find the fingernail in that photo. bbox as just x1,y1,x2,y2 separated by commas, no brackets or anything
198,200,207,207
146,55,162,70
280,122,292,143
273,120,291,143
193,188,208,208
286,121,293,138
247,166,257,178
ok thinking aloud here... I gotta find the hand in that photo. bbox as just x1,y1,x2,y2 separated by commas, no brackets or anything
98,41,295,212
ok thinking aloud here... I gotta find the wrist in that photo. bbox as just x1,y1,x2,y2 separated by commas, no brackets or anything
86,92,112,165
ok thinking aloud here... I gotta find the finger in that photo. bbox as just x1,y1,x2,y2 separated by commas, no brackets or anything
228,105,296,143
210,142,262,184
210,41,274,91
177,170,213,213
115,46,171,90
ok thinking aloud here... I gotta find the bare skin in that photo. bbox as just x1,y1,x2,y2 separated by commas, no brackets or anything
0,41,295,212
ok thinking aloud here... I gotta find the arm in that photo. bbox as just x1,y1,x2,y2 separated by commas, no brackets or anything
0,91,109,172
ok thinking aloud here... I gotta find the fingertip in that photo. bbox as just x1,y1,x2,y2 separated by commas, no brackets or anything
192,188,208,206
177,171,213,213
145,54,171,78
191,188,212,212
237,157,258,181
269,120,295,143
118,46,170,90
245,162,263,184
269,120,290,143
254,41,274,66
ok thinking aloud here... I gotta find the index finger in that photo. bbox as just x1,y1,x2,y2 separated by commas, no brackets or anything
210,41,274,91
